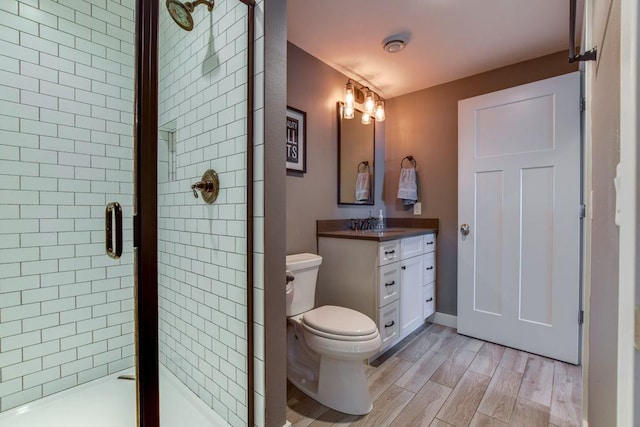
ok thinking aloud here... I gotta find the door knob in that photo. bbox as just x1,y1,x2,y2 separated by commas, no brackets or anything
460,224,470,236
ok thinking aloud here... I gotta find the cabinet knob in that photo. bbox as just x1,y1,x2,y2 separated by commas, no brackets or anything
401,265,406,270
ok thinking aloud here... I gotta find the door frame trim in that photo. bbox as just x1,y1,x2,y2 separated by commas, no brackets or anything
617,0,639,423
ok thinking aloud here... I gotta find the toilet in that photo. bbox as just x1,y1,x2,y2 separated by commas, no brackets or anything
286,253,381,415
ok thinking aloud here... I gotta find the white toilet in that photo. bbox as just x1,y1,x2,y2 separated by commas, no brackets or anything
286,253,381,415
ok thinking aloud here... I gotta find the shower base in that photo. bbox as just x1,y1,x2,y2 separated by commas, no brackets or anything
0,365,229,427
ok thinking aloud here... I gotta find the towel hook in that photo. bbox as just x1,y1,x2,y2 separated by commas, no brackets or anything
401,155,416,169
357,161,370,173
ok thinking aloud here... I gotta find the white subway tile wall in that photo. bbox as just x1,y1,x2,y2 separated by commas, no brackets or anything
157,1,254,426
0,0,135,412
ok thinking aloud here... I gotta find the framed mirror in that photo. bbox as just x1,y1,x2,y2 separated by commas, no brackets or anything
337,102,375,205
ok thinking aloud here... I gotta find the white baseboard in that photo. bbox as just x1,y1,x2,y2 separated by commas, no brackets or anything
433,312,457,329
283,422,292,427
582,420,588,427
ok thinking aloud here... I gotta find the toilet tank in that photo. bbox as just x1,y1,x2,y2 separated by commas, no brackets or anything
286,253,322,316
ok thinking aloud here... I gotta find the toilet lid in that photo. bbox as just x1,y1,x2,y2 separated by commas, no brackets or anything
302,306,377,337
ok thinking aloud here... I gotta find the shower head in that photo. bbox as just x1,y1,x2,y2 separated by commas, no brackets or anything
166,0,214,31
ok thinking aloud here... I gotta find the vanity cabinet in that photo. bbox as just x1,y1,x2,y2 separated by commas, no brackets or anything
317,231,437,354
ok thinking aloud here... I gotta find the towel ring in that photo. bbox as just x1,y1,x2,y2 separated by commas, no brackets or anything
401,155,416,169
357,161,370,173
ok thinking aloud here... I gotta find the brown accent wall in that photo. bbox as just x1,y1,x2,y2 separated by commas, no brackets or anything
286,43,386,255
384,51,579,316
587,0,621,424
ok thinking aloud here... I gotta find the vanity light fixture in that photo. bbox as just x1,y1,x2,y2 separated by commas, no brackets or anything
342,79,385,124
344,82,355,110
344,104,355,120
364,89,375,115
375,101,385,121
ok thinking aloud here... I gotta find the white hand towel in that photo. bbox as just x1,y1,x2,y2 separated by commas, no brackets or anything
355,172,370,202
397,167,418,205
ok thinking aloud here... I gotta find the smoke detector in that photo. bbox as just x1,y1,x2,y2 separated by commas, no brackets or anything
382,34,409,53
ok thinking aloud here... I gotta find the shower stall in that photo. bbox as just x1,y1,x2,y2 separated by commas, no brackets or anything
0,0,258,425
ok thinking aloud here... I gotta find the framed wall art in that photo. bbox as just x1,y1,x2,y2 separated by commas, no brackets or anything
286,106,306,173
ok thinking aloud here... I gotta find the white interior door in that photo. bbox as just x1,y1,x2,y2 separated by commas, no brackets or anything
458,72,581,364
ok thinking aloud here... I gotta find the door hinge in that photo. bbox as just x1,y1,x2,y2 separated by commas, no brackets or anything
579,204,586,218
580,97,586,112
579,310,584,325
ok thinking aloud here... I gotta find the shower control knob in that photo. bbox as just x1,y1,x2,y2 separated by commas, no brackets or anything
190,170,219,204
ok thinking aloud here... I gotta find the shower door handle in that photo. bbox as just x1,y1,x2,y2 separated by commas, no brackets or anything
106,202,123,259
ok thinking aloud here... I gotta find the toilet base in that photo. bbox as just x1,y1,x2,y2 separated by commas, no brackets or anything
288,355,372,415
318,356,372,415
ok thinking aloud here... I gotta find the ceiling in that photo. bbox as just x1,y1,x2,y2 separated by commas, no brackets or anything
287,0,583,99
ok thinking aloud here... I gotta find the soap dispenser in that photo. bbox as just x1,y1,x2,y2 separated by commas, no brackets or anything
377,209,385,231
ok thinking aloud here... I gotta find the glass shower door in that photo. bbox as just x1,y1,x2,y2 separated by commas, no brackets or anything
0,0,138,425
157,0,254,425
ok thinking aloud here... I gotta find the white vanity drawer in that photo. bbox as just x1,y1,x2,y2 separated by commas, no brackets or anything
423,251,436,285
378,263,400,307
378,300,400,351
400,235,423,259
424,233,436,253
378,240,400,266
423,283,435,319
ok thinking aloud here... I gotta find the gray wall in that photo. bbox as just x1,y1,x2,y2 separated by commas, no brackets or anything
263,0,288,425
383,51,578,315
587,0,621,424
286,43,386,254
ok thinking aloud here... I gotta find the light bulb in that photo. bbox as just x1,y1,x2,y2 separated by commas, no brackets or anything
364,90,375,114
375,100,385,121
361,111,372,125
345,83,355,110
344,105,354,119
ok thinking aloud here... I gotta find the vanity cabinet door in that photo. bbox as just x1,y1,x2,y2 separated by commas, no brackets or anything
378,263,400,307
378,240,400,266
423,283,435,319
399,255,424,338
423,251,436,285
424,233,436,253
378,301,400,351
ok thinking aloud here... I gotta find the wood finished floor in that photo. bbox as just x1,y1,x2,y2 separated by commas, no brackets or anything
287,324,582,427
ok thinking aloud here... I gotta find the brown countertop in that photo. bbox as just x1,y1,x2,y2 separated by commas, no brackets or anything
317,227,437,242
316,218,439,242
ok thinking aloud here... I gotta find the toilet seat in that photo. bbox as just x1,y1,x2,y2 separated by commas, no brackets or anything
302,306,378,342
